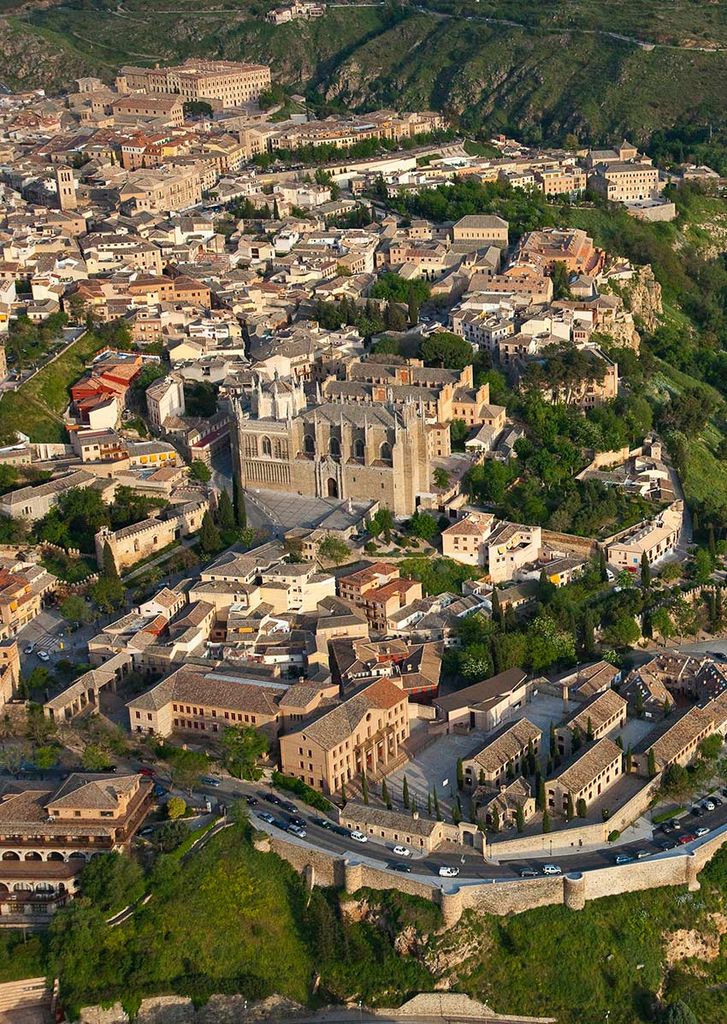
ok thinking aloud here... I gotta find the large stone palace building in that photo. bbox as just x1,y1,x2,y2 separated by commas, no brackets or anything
235,400,430,517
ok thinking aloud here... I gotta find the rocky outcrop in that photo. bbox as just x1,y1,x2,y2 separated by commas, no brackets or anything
623,265,663,332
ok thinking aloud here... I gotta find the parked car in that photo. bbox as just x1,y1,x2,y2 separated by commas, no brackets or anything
331,824,350,837
37,650,50,662
438,866,460,878
691,805,704,817
257,811,275,824
201,776,221,787
311,816,332,830
23,644,34,655
245,795,258,806
678,833,696,845
138,825,156,839
542,864,562,875
263,793,282,806
519,868,538,878
287,823,307,838
634,849,650,860
615,853,634,865
390,862,412,873
280,800,297,813
350,830,368,843
702,799,716,812
695,826,710,838
152,783,167,798
654,837,677,851
289,816,306,829
392,845,411,857
138,767,155,778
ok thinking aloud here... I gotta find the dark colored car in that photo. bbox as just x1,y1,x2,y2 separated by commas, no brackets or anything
691,805,704,817
289,816,306,829
263,793,282,806
153,783,167,798
280,800,297,814
245,795,258,806
311,816,332,830
332,824,350,837
389,862,412,873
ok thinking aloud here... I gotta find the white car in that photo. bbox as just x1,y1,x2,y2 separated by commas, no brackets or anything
542,864,562,875
37,650,50,662
287,823,307,838
703,800,716,812
695,826,710,838
438,865,460,877
392,845,411,857
350,830,368,843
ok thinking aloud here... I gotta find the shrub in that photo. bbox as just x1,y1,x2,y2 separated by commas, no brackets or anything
607,830,621,842
272,772,332,813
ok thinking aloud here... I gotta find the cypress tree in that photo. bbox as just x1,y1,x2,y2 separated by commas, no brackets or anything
360,770,369,805
640,551,651,589
432,786,440,820
582,608,595,655
515,803,525,833
402,775,410,809
586,716,594,741
381,777,391,810
427,791,432,816
492,588,502,625
566,792,575,821
233,475,247,530
490,805,500,833
647,748,657,777
216,489,235,532
542,809,551,834
536,774,545,812
599,548,608,582
456,757,464,790
340,782,347,806
199,510,222,554
708,523,717,560
102,541,119,580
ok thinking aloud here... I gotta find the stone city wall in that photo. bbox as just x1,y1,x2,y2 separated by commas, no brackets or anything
267,825,727,928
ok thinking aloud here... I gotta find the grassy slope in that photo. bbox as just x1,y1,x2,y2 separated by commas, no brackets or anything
0,331,106,443
1,3,725,143
5,828,727,1023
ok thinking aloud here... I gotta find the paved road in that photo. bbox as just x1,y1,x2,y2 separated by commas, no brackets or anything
177,773,727,887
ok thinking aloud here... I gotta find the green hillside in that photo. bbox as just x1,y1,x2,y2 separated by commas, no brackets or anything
1,0,726,144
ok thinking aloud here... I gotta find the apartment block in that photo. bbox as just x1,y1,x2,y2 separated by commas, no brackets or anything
116,59,272,111
555,689,627,757
279,677,410,794
606,501,683,572
544,737,622,816
462,718,541,788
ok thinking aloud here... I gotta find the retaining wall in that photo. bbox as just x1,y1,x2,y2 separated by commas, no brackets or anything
268,826,727,928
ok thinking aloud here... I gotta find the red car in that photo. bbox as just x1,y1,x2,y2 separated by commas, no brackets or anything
138,767,155,777
678,833,696,845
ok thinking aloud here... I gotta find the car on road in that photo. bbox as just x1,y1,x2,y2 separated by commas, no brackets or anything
289,816,306,829
695,826,710,838
702,799,716,812
257,811,275,824
615,853,634,865
311,816,332,830
678,833,696,845
654,837,678,851
245,795,258,806
23,644,34,654
392,845,411,857
272,819,287,831
331,824,350,837
280,800,297,813
37,650,50,662
390,862,412,873
201,776,221,787
287,823,307,838
691,805,704,817
350,830,368,843
262,793,282,806
542,864,562,875
152,783,167,798
634,849,650,860
138,767,155,778
519,868,538,878
661,820,681,833
438,866,460,877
